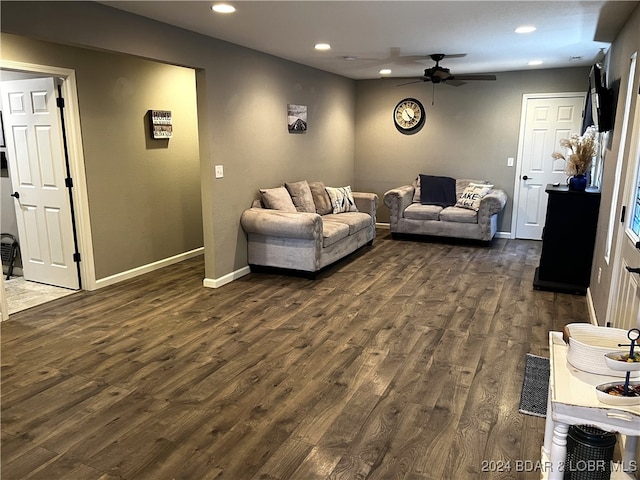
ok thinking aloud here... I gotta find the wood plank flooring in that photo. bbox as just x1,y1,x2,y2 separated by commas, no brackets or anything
1,229,591,480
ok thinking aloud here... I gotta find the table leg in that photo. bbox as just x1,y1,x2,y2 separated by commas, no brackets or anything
548,422,569,480
622,435,638,473
542,384,553,459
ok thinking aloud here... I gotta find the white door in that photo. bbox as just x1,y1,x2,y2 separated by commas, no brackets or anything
1,77,79,289
515,95,586,239
610,87,640,331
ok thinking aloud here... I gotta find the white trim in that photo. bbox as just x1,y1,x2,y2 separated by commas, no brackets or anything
0,276,7,322
203,266,251,289
605,52,638,327
95,248,204,289
376,222,390,229
0,60,96,290
511,92,586,240
586,288,599,326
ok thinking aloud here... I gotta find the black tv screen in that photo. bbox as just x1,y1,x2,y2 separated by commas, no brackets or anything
589,63,613,132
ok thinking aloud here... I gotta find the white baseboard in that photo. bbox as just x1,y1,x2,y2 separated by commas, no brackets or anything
494,231,512,239
203,266,251,289
95,247,204,289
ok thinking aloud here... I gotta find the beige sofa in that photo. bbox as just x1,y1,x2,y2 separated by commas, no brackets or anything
384,176,507,243
240,180,378,275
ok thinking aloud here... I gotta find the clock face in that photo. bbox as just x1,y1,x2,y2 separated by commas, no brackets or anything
394,98,425,133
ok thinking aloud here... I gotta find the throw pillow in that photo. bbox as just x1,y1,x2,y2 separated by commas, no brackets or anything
419,174,457,207
309,181,333,215
285,180,316,213
412,175,421,203
455,183,494,211
325,185,359,214
260,186,297,212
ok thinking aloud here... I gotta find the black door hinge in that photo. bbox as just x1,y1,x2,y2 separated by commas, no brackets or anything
621,205,626,223
56,97,65,109
73,252,81,263
65,177,73,188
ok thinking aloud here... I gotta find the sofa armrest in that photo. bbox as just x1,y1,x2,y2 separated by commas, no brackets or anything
352,192,379,220
240,208,322,240
383,185,414,229
478,189,508,218
383,185,414,211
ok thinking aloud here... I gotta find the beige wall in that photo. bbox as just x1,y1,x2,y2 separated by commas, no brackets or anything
0,1,356,282
1,34,203,279
354,68,590,228
589,3,640,324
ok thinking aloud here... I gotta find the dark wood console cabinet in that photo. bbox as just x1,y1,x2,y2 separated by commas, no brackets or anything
533,185,601,295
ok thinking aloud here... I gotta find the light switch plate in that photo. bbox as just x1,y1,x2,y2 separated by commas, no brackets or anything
507,157,514,167
215,165,224,178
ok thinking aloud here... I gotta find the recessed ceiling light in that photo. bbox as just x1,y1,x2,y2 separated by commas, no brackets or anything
211,4,235,13
528,60,543,66
515,25,537,34
314,43,331,51
379,69,392,75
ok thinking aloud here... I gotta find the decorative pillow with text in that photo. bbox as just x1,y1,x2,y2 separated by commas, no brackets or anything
455,183,493,211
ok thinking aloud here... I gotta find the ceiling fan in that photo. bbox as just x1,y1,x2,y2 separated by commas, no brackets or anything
398,54,497,87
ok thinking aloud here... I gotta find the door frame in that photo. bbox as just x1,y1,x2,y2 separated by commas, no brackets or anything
605,52,640,327
0,60,96,320
511,92,586,239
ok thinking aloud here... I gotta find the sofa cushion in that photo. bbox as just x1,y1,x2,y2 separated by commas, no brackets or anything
439,206,478,224
260,186,297,212
322,220,350,247
404,203,443,221
285,180,316,213
324,212,371,235
309,181,333,215
455,183,494,211
326,185,359,214
419,174,457,207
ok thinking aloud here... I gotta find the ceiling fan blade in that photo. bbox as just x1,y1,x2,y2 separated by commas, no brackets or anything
444,79,467,87
439,53,467,59
449,74,497,81
396,79,427,86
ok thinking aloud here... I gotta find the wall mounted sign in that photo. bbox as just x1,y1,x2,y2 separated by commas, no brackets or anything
288,104,307,133
149,110,172,139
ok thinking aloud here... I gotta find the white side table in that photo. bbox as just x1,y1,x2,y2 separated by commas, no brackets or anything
542,332,640,480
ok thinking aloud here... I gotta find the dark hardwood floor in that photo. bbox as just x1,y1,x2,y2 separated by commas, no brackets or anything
1,229,590,480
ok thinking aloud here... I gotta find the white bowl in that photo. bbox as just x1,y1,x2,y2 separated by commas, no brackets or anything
595,381,640,406
604,351,640,372
565,323,640,377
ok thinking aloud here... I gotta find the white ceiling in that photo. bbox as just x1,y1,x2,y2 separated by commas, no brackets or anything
101,1,638,80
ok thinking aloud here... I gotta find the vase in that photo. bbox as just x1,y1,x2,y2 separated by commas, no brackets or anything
568,174,587,192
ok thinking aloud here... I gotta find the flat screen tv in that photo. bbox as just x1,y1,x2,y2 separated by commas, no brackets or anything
589,63,613,132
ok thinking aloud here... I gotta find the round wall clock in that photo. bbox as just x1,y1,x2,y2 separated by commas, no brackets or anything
393,98,425,133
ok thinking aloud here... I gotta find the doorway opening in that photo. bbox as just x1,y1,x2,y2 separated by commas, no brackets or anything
0,61,95,321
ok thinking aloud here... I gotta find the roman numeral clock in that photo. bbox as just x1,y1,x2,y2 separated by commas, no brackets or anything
393,98,425,134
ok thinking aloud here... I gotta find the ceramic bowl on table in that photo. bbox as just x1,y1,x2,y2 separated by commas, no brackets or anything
595,381,640,406
604,351,640,372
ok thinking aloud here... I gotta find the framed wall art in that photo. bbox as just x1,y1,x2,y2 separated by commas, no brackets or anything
287,104,307,133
